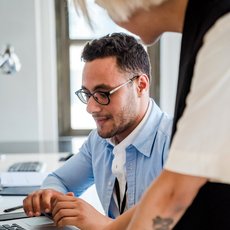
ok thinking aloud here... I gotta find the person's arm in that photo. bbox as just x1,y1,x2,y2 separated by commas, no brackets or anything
126,169,207,230
103,206,136,230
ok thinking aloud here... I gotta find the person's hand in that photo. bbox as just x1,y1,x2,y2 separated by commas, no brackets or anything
23,189,64,217
52,194,113,230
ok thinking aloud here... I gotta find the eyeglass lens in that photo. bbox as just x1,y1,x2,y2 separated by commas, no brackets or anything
77,91,110,105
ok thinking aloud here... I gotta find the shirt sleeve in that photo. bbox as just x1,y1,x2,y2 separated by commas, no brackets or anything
165,13,230,184
41,173,69,194
42,136,94,196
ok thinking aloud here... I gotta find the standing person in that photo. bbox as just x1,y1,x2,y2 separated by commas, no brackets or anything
74,0,230,229
23,32,172,230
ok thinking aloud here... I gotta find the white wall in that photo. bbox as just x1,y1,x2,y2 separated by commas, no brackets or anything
160,32,182,116
0,0,58,142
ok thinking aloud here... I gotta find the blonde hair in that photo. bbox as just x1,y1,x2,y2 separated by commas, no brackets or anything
73,0,166,25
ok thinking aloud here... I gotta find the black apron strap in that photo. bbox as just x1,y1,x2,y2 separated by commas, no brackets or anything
115,178,127,214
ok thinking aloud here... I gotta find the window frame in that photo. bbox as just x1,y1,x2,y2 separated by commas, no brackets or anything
55,0,160,137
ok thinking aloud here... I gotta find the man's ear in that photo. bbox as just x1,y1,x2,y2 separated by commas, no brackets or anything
136,74,149,95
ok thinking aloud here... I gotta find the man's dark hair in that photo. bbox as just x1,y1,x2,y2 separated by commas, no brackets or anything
81,32,151,78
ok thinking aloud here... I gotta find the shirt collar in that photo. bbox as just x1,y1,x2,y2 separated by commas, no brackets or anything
108,99,152,150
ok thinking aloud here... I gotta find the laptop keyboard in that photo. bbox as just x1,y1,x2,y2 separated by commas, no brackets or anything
0,223,26,230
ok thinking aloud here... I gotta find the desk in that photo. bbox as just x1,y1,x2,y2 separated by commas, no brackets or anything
0,152,68,172
0,152,68,215
0,196,25,215
0,152,104,230
0,152,104,215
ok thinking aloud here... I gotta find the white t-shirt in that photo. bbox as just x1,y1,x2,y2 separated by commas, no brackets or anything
165,13,230,184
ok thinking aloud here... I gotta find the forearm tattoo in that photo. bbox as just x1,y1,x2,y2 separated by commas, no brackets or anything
152,216,173,230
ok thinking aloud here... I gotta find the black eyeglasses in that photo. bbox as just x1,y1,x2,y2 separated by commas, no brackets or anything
75,76,138,105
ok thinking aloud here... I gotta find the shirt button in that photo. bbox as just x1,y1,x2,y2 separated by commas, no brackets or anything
108,182,112,186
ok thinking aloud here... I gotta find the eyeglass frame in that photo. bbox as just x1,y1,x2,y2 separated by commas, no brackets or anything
75,75,139,106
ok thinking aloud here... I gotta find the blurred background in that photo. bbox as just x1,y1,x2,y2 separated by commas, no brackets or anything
0,0,181,153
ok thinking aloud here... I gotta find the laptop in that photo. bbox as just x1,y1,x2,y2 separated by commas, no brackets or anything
0,213,79,230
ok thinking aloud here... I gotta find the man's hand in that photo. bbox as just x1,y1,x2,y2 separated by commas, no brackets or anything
23,189,64,217
51,194,113,230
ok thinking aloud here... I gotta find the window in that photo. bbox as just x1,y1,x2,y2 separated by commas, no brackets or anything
55,0,161,137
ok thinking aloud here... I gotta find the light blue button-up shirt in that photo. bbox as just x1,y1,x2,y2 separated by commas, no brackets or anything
42,99,172,218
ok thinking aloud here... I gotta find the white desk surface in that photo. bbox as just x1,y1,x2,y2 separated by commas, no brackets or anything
0,196,25,215
0,152,69,173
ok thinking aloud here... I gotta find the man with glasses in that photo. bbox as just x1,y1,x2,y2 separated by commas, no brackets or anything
23,33,172,230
